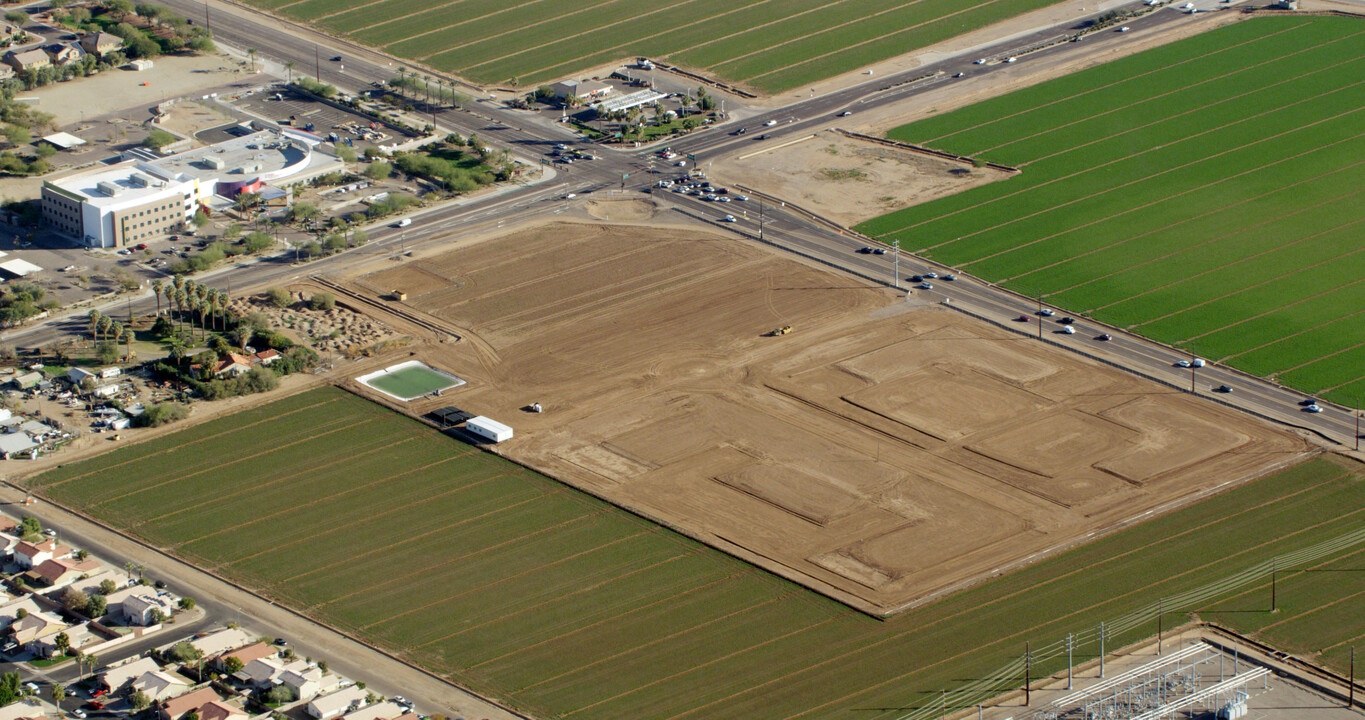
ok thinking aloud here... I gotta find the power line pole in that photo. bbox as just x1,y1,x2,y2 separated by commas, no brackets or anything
314,45,320,81
1024,641,1031,706
1100,621,1106,678
893,240,900,290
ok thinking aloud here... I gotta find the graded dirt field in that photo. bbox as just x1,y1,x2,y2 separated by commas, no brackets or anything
345,218,1307,615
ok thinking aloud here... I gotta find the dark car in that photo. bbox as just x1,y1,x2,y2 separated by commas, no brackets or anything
910,275,923,283
735,127,747,135
858,247,873,254
1097,333,1112,341
1059,317,1074,325
154,580,167,589
873,248,886,255
331,56,343,61
1215,385,1233,393
755,134,768,140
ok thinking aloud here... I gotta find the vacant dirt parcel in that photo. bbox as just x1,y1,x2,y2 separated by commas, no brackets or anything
346,219,1306,615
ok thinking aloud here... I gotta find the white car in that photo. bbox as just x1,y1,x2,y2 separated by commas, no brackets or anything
1039,308,1055,317
924,271,938,279
764,120,778,127
1118,26,1131,32
1175,360,1191,368
1306,404,1323,413
918,282,933,290
838,111,852,117
1061,326,1076,335
975,58,987,65
954,72,965,78
720,215,736,222
1004,57,1017,63
1191,358,1205,368
676,160,687,166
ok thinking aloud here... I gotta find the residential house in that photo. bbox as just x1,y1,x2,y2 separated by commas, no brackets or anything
212,353,256,377
218,641,273,669
337,700,405,720
0,700,44,720
233,656,286,686
63,569,122,599
159,688,231,720
130,669,192,702
0,597,45,632
101,656,161,694
30,556,102,589
8,611,70,656
79,32,123,57
0,22,24,41
14,538,69,569
107,585,172,626
42,43,84,65
0,517,19,557
182,626,253,662
0,66,11,82
66,367,95,386
305,685,366,720
198,701,246,720
279,666,335,702
3,49,49,72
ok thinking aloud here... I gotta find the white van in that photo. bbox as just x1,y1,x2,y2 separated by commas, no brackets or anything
396,218,412,228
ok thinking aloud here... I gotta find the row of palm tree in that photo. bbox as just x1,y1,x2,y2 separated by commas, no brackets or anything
150,277,232,346
85,309,134,359
393,66,461,108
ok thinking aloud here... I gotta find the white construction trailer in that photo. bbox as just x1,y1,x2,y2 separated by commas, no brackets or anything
466,416,513,443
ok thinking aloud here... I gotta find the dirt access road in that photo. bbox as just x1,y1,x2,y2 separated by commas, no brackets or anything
340,210,1307,616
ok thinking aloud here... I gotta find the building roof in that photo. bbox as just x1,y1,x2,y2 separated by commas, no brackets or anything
186,627,253,658
308,686,366,717
132,669,191,697
15,539,60,558
67,367,95,384
198,700,245,720
0,434,37,455
41,132,86,149
5,49,48,68
81,32,123,51
339,700,404,720
31,558,86,585
159,687,221,719
102,656,161,691
0,259,42,277
106,584,157,605
221,641,274,665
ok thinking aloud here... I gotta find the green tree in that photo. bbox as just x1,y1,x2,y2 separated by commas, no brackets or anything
192,209,209,227
19,516,40,539
0,672,20,706
132,403,187,428
61,588,89,614
308,292,335,311
53,631,70,657
128,690,151,712
99,579,117,595
169,641,203,666
287,202,319,223
222,655,244,674
49,683,64,705
1,125,30,146
266,287,291,308
144,128,176,150
3,11,26,25
243,231,272,254
178,597,196,610
364,161,391,180
86,594,107,619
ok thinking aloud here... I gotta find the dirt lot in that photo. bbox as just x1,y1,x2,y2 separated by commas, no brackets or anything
339,219,1307,616
712,131,1008,226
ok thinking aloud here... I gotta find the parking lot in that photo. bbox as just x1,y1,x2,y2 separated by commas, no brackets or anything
232,86,400,153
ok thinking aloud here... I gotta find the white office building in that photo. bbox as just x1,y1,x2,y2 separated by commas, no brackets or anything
42,126,340,248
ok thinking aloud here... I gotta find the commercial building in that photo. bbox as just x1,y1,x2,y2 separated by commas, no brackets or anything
42,126,341,248
465,416,513,443
551,78,613,101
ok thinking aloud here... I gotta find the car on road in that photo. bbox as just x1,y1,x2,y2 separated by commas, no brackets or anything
918,282,933,290
275,637,288,645
562,193,576,200
764,120,778,126
1097,333,1112,341
1305,404,1324,413
1061,326,1075,334
154,580,167,589
1004,57,1017,63
1059,317,1074,324
1118,26,1131,32
717,196,731,203
943,274,956,281
735,127,746,135
1191,358,1205,368
1038,308,1055,317
1015,314,1029,322
755,134,769,140
720,215,736,222
1175,360,1191,368
954,72,965,78
858,247,873,254
72,710,87,718
923,271,937,279
331,55,343,61
838,111,852,117
873,248,886,255
1300,398,1319,406
1215,385,1233,393
975,58,987,64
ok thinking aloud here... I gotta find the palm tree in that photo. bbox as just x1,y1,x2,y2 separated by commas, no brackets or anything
151,280,164,315
97,316,113,347
185,296,200,343
121,328,134,360
284,60,296,84
174,289,188,341
216,290,230,330
107,321,123,354
396,67,406,97
87,310,101,343
246,48,257,72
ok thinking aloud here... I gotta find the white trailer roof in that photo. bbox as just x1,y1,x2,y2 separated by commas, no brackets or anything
467,416,512,435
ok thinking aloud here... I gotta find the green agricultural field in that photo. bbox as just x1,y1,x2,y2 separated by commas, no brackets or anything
858,16,1365,405
28,387,1365,720
247,0,1065,93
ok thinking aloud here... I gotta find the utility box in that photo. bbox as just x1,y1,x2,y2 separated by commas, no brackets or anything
466,416,513,443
